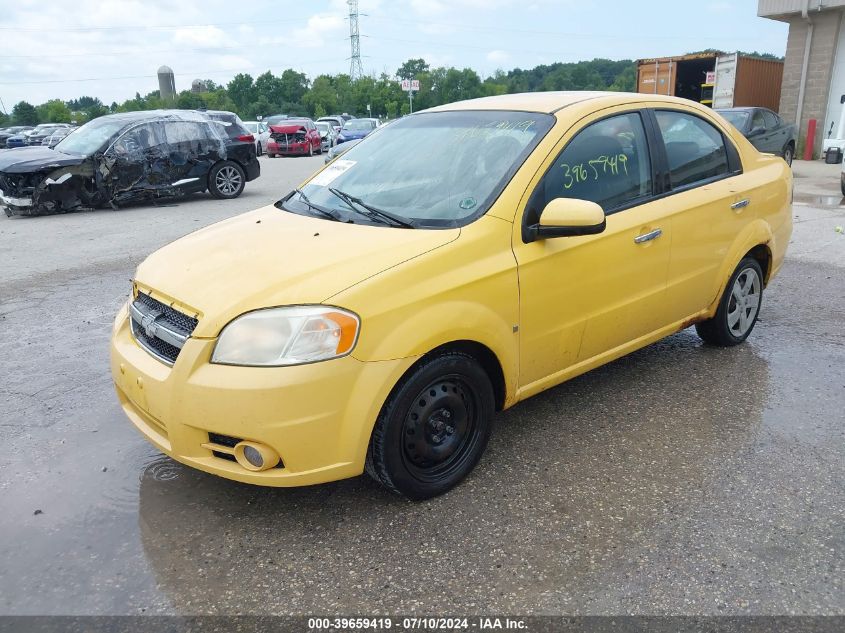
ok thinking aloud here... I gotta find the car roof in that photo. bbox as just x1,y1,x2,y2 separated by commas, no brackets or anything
425,91,708,114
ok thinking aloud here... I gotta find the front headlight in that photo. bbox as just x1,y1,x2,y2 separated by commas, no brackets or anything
211,306,360,367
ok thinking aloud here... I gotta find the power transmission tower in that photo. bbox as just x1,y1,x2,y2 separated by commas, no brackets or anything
348,0,364,80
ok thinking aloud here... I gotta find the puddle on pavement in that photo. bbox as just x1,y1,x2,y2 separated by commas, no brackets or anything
793,193,845,207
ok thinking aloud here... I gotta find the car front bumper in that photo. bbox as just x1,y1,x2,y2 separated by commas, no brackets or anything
110,303,415,487
0,187,32,212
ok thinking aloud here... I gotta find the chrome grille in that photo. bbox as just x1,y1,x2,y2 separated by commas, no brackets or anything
129,292,198,365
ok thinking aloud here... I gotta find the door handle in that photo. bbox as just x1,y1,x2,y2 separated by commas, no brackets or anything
731,199,750,210
634,228,662,243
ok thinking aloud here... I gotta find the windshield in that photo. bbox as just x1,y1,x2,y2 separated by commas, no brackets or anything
290,110,554,228
54,117,129,155
244,122,258,133
718,110,750,130
343,119,376,131
316,122,330,133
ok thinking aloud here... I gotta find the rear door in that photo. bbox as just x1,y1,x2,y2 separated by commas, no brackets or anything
651,108,751,323
762,109,788,154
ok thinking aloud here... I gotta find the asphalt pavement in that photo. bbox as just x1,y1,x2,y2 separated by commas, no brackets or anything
0,156,842,615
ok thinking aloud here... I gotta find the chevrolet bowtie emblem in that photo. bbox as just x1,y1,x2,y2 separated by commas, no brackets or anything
141,310,162,339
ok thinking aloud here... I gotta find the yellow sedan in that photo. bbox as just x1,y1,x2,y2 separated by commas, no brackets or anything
111,92,792,499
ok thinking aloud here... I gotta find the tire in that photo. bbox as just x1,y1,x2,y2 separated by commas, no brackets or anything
308,144,314,157
695,257,764,346
783,143,794,167
268,153,276,158
256,142,263,157
208,161,246,199
365,352,495,500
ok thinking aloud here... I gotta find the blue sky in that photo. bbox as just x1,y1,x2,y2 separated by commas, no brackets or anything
0,0,788,109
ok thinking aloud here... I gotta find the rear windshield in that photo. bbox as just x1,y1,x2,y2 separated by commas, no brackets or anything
344,119,376,131
718,110,750,131
205,112,248,139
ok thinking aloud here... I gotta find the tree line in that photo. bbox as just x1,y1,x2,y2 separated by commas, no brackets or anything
2,57,640,127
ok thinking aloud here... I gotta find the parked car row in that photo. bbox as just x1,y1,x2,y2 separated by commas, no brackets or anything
0,109,260,217
0,123,76,149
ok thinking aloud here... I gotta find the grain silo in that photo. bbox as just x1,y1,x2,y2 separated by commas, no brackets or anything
157,65,176,101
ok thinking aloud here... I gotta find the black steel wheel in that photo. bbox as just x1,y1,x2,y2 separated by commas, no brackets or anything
366,352,495,499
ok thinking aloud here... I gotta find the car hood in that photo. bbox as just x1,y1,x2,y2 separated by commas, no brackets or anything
270,124,306,134
0,146,86,173
134,204,460,338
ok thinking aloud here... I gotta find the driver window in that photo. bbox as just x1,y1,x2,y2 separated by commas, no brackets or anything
538,112,652,214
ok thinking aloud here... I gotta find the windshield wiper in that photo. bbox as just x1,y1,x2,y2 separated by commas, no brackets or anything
327,187,416,229
287,188,342,222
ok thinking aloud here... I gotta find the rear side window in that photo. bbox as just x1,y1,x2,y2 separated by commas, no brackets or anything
655,111,729,189
538,112,653,213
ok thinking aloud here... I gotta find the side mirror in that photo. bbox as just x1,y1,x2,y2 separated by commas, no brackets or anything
523,198,606,243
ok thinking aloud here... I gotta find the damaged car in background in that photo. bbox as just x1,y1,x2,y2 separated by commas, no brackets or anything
0,109,260,217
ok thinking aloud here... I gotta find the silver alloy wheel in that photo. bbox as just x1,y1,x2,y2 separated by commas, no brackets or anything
215,166,242,195
727,267,761,337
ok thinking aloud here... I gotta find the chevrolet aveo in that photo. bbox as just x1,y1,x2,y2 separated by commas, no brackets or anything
111,92,792,499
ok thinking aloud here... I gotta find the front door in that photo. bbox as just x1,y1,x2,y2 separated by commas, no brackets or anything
512,109,671,394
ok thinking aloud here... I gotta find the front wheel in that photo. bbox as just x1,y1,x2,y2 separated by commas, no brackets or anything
695,257,763,346
208,161,246,199
365,352,495,500
308,143,314,157
256,142,263,157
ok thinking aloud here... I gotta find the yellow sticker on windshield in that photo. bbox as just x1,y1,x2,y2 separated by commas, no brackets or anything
311,160,356,187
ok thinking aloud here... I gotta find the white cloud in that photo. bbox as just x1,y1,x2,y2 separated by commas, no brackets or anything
172,26,231,49
486,50,510,65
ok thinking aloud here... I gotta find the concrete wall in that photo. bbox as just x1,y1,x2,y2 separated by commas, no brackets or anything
772,8,843,156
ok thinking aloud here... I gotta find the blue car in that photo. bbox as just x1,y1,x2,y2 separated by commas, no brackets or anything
336,118,378,144
5,134,29,148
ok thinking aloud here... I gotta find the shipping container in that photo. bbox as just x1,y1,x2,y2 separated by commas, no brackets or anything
636,52,783,111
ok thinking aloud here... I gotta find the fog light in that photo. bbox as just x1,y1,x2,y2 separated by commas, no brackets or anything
233,441,280,472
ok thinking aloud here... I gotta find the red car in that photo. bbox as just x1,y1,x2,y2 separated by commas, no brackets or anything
267,119,322,157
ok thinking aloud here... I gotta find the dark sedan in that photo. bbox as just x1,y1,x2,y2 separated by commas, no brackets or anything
0,110,260,217
716,107,796,166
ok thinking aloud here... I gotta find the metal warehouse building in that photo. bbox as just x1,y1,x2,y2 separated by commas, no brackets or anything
759,0,845,157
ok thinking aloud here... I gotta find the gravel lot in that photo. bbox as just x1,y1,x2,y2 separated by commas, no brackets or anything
0,156,842,615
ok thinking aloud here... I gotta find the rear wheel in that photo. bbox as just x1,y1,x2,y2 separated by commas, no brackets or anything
695,257,763,346
783,143,794,167
256,142,263,157
365,352,495,500
208,161,245,199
